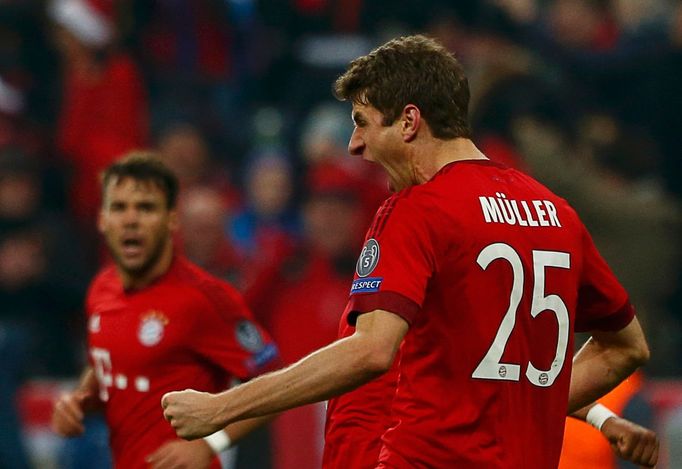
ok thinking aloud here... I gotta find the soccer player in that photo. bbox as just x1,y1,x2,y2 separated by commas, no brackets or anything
162,35,654,468
51,153,278,468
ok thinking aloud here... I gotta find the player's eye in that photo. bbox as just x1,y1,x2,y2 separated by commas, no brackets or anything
138,203,157,212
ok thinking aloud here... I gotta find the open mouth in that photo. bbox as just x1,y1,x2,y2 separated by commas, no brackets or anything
121,237,144,257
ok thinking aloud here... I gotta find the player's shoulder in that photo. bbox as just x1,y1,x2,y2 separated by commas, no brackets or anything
88,264,120,296
86,264,121,314
172,256,249,319
364,191,416,238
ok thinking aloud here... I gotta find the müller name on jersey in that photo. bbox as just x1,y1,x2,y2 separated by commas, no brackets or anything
479,192,562,227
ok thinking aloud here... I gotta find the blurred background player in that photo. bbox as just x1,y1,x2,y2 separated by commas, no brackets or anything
162,35,655,468
51,153,278,468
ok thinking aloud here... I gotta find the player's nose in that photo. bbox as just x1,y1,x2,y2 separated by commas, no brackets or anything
121,208,140,226
348,131,364,158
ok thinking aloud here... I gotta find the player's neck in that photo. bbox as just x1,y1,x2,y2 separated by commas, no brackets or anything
414,138,488,183
119,241,175,291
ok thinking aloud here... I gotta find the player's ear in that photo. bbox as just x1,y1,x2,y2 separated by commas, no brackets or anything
401,104,420,142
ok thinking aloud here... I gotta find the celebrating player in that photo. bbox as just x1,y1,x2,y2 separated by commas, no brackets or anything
162,35,654,468
51,153,278,468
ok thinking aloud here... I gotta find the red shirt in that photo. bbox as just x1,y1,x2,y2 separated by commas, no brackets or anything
324,160,634,469
86,256,278,469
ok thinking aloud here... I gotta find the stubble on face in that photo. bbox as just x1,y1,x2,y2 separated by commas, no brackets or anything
100,178,174,284
351,104,414,192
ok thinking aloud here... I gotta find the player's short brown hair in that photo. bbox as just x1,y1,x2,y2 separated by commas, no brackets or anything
334,34,471,139
101,151,179,209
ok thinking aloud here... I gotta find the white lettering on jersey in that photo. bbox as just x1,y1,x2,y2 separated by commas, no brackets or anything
479,193,562,227
114,374,128,390
135,376,150,392
90,347,151,398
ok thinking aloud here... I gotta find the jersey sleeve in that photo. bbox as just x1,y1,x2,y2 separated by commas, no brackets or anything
347,194,436,325
574,224,635,332
193,281,279,380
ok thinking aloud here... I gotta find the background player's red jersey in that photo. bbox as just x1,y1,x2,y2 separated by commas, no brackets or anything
86,256,278,469
326,160,634,468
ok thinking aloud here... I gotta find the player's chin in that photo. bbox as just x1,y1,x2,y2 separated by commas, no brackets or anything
118,256,150,275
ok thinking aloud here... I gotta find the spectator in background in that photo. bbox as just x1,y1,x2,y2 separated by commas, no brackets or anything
0,147,84,469
245,161,365,469
300,101,388,223
299,103,351,164
0,148,84,377
178,186,244,287
156,123,240,209
229,151,299,272
50,0,148,223
0,316,31,469
138,0,256,156
651,1,682,199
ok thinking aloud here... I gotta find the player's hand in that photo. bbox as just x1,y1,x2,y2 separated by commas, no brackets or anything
601,416,659,468
161,389,224,440
146,439,214,469
50,389,93,437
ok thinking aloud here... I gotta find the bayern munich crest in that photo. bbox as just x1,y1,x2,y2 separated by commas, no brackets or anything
356,238,380,277
138,311,169,347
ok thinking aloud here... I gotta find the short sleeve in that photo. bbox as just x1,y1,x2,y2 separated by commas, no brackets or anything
347,194,436,325
193,281,279,380
575,224,635,332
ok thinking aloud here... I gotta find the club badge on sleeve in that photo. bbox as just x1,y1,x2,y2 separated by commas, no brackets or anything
236,320,265,352
237,320,278,371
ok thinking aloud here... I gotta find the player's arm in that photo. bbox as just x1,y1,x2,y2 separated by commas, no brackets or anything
568,316,649,414
147,415,276,468
199,414,276,453
51,367,102,437
161,309,408,439
569,403,658,468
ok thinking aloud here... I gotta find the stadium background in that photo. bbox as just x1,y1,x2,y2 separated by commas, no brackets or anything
0,0,680,467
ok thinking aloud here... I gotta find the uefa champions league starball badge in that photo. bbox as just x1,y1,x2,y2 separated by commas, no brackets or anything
356,238,380,277
138,311,169,347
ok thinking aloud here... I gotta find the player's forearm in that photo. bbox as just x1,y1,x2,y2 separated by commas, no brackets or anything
223,415,275,445
569,403,595,421
210,334,390,428
76,367,105,411
77,367,98,394
568,317,649,414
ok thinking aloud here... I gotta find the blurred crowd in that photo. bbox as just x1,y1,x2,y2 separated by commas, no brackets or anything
0,0,681,467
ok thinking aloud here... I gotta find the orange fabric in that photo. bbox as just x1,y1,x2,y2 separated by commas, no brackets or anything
558,372,643,469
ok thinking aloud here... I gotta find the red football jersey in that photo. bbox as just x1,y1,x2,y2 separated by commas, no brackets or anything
86,256,278,469
324,160,634,469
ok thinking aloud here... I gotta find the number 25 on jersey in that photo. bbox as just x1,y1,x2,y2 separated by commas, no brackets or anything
472,242,570,388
